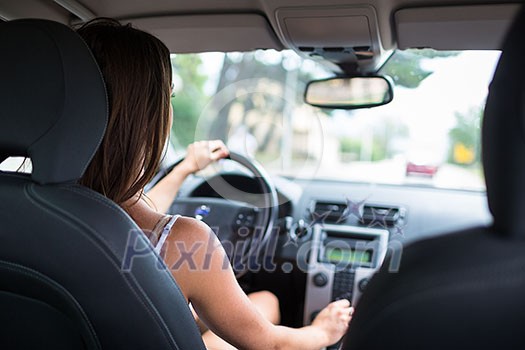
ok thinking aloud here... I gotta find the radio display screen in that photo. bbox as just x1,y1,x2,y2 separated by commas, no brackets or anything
324,248,372,265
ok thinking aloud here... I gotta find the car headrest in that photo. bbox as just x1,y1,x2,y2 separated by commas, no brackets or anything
482,5,525,237
0,19,107,184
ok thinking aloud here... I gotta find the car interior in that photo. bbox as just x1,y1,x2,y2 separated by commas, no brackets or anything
0,0,524,349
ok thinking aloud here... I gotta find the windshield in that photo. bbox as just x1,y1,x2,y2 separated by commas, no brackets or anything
169,49,500,191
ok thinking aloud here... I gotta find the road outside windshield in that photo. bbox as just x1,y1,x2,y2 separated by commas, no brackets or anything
168,49,499,191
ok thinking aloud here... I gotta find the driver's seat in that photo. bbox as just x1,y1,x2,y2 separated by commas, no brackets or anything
0,19,205,349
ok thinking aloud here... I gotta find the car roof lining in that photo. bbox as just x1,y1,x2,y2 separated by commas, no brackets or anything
0,0,522,74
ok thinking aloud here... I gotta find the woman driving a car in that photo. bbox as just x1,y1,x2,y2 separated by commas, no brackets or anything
78,18,352,350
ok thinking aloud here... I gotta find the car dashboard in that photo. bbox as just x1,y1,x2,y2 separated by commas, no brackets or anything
171,170,491,329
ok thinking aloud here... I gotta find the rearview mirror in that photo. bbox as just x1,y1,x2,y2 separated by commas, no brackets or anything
304,76,393,109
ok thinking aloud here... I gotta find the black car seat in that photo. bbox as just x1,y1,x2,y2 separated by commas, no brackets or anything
342,5,525,350
0,19,205,349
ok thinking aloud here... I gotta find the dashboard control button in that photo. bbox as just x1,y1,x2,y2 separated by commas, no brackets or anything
295,219,309,238
358,278,370,292
313,272,328,287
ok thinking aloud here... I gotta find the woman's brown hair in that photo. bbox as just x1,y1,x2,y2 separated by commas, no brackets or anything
77,18,172,204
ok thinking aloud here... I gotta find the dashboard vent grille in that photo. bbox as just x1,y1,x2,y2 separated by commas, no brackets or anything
362,205,402,227
312,201,346,222
311,201,404,226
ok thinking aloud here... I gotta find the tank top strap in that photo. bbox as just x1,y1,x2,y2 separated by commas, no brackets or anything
154,214,180,254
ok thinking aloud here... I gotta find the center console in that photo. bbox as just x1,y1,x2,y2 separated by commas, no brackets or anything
303,224,389,330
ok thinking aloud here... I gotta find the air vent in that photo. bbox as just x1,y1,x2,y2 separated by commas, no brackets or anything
323,47,345,52
353,46,371,52
312,201,347,222
298,46,315,52
311,201,405,226
362,205,403,227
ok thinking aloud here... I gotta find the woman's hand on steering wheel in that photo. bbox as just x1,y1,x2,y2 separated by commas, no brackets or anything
150,150,279,278
146,140,229,214
178,140,230,176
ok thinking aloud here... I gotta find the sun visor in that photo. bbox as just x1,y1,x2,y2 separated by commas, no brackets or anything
395,4,520,50
130,14,284,53
274,6,388,73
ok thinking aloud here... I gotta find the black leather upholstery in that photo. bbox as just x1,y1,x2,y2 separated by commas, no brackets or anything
0,20,206,349
0,19,106,185
342,5,525,350
482,5,525,238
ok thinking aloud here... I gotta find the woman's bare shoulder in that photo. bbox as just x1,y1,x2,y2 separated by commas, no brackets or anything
173,216,211,234
169,216,218,246
164,216,227,278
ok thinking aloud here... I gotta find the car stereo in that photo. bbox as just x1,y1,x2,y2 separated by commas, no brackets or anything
303,224,389,332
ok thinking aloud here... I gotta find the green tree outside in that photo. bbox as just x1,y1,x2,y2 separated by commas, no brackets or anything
170,54,208,147
448,106,483,166
381,49,460,89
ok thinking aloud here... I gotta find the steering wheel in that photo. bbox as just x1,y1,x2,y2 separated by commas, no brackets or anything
149,152,279,277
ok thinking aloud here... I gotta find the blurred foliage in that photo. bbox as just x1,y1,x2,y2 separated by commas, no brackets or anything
381,49,460,89
340,119,409,162
339,136,387,162
340,137,361,154
448,106,483,165
170,55,207,147
209,52,323,147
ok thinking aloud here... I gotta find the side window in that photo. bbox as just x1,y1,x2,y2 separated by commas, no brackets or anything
0,157,32,173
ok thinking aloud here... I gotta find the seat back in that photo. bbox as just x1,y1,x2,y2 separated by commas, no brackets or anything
342,5,525,350
0,19,205,349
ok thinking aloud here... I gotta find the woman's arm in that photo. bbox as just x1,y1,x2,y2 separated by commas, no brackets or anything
147,140,229,213
162,217,352,350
